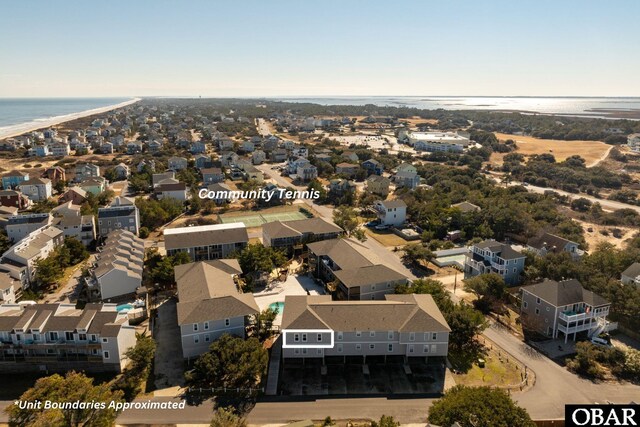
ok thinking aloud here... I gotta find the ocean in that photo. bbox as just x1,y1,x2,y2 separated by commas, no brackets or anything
275,96,640,119
0,97,133,129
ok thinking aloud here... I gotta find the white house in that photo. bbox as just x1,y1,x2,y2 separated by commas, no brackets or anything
373,199,407,226
18,178,52,202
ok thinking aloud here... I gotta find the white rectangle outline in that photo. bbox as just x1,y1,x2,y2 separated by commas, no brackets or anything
282,329,335,348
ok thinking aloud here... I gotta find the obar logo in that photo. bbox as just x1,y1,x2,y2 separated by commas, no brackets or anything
566,405,639,427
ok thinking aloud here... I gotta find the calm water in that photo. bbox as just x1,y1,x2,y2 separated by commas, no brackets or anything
275,96,640,118
0,97,132,128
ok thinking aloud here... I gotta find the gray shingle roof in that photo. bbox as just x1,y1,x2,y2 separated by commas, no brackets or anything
520,279,610,307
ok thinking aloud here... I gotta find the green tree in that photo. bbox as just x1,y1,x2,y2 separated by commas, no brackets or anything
463,273,506,301
34,256,64,287
257,308,278,341
64,237,89,265
445,302,488,349
332,205,363,239
428,385,536,427
395,279,454,312
186,334,268,392
236,243,287,276
7,371,124,427
371,414,400,427
210,407,246,427
0,229,12,253
112,334,156,400
401,244,434,269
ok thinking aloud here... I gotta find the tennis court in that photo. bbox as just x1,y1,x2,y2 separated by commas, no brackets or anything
218,210,309,227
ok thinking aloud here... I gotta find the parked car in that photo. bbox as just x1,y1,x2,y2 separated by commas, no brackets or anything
590,335,612,348
375,224,390,230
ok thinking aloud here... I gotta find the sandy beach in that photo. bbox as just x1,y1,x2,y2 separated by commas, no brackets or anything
0,97,141,141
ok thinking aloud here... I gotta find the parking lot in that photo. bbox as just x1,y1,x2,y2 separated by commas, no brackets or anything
279,358,446,396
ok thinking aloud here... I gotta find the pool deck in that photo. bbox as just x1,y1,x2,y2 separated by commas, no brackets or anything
253,273,325,326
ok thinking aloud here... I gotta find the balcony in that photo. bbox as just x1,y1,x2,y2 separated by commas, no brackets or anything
559,309,607,323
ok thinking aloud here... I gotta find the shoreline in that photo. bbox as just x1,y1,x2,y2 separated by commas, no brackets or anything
0,98,142,141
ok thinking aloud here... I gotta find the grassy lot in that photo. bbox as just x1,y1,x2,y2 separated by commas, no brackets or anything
449,345,524,388
364,228,409,247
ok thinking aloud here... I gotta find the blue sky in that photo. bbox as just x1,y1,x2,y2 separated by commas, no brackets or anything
1,0,639,97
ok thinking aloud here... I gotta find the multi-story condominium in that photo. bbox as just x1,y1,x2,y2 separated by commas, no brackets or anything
281,294,450,362
374,199,407,226
0,271,20,304
175,260,259,359
307,238,408,300
86,230,144,301
168,156,188,171
621,262,640,287
520,279,610,343
526,232,582,260
1,170,29,190
97,197,140,238
403,131,471,153
1,226,64,287
628,133,640,152
365,175,390,196
464,240,526,286
0,190,31,210
49,142,71,156
18,177,52,202
74,163,100,182
0,302,137,372
201,168,225,184
262,218,342,254
164,222,248,261
56,213,96,247
5,213,52,242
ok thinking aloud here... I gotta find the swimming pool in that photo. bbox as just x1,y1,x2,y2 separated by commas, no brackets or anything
268,302,285,313
116,303,134,312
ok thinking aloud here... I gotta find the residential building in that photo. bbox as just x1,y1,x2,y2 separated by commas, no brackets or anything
79,177,107,195
628,133,640,152
97,197,140,237
307,238,408,300
152,171,175,187
86,230,144,301
393,171,420,189
126,141,143,154
262,218,342,253
362,158,384,175
74,164,100,182
621,262,640,287
287,157,310,174
164,223,248,261
113,163,130,179
155,181,188,202
464,240,526,286
0,271,20,304
281,294,450,362
168,156,188,171
190,141,207,154
0,190,31,210
221,152,239,167
252,150,266,165
204,183,233,204
175,260,259,359
328,179,356,196
341,151,359,162
59,186,88,205
194,154,212,169
520,279,611,342
1,227,64,287
0,302,137,372
527,232,582,260
56,213,96,247
6,213,52,242
335,163,359,178
395,163,417,175
2,170,29,190
49,142,71,156
18,178,52,202
43,166,66,185
202,168,225,184
373,199,406,226
271,148,287,162
365,175,390,197
31,144,51,157
451,201,481,213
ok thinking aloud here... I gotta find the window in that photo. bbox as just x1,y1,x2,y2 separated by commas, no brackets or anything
294,349,300,355
523,301,528,309
302,348,307,354
535,308,540,315
369,344,375,350
536,297,541,304
388,344,393,352
102,338,108,343
194,336,199,344
388,331,393,340
65,332,73,341
409,345,414,353
205,335,210,342
370,331,375,338
356,344,362,351
430,344,437,353
193,323,198,331
356,331,361,337
204,322,209,330
337,331,343,340
432,332,437,340
337,344,343,353
49,332,58,341
302,333,307,342
90,334,97,342
317,334,322,342
103,351,110,359
546,307,550,311
78,334,87,341
317,349,322,355
294,333,300,342
423,345,429,353
225,318,230,327
409,332,415,341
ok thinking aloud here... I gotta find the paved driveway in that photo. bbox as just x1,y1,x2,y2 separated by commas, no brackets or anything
153,298,185,389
